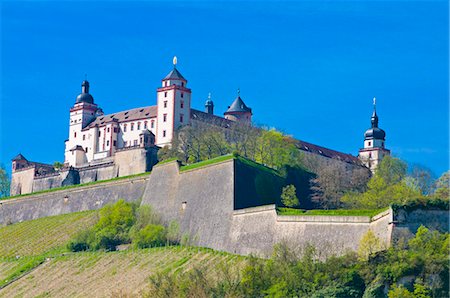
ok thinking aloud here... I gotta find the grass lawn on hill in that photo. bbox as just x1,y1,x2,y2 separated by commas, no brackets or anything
277,207,389,217
0,211,246,296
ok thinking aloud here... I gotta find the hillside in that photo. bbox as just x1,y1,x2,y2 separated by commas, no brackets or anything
0,211,246,297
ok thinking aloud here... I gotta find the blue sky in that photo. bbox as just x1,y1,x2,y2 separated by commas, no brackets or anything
1,0,448,177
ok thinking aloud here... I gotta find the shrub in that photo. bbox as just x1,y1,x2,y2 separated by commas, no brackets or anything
166,220,180,245
133,224,167,248
68,228,95,252
281,184,299,208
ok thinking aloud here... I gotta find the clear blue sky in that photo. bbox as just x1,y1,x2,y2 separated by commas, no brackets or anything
1,1,448,177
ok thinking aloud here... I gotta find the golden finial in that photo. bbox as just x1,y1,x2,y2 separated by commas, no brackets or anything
373,97,376,106
173,56,178,67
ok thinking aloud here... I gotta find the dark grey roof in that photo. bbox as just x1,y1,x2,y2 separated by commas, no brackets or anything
83,106,157,130
139,129,155,136
12,153,27,161
224,96,252,114
364,110,386,140
69,145,84,151
163,67,186,81
295,140,362,165
191,109,234,128
76,80,94,104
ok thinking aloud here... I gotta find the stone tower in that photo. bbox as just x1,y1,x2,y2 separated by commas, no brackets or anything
64,80,101,165
156,57,192,147
358,98,390,172
224,89,252,124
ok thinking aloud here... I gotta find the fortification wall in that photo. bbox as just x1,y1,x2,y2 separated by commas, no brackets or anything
0,176,148,225
229,205,393,257
141,160,235,252
391,208,449,243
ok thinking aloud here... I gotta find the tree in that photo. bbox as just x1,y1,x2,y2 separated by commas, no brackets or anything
0,165,10,198
357,229,384,261
281,184,299,207
409,165,434,196
53,161,64,170
311,161,370,209
432,171,449,200
375,156,407,186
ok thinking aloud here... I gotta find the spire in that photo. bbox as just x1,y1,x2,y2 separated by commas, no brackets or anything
371,97,378,128
81,80,90,94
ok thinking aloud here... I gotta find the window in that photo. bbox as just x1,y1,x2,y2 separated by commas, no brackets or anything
83,134,85,140
382,142,384,147
137,122,141,130
180,114,184,123
131,123,134,131
134,140,138,146
163,130,166,137
164,92,167,98
85,147,88,153
164,101,168,108
123,124,127,132
164,81,167,87
106,140,110,146
113,140,117,146
107,127,110,133
180,100,184,109
368,141,371,146
124,141,128,147
113,127,118,133
163,114,167,122
98,131,101,137
74,132,77,138
151,120,155,128
369,152,372,158
181,92,184,98
144,121,148,129
181,82,184,87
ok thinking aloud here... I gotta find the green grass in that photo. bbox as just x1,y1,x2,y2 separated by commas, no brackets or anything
277,207,389,217
180,154,235,172
2,171,151,201
235,156,282,177
156,157,179,165
0,210,98,258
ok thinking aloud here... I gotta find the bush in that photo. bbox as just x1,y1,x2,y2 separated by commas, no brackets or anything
281,184,299,208
133,224,167,248
68,228,95,252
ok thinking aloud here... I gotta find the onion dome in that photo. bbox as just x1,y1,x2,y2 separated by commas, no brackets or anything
364,99,386,140
75,80,94,104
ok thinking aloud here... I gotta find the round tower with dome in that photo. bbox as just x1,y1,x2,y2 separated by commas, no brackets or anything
358,98,390,172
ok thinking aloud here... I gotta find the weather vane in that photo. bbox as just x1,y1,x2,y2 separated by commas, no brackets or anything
373,97,376,106
173,56,177,67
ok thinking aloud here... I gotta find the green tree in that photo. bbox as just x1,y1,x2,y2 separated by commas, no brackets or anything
432,171,449,200
166,220,180,245
281,184,299,207
92,199,136,250
375,156,407,186
53,161,64,170
388,284,414,298
357,230,384,261
0,165,10,198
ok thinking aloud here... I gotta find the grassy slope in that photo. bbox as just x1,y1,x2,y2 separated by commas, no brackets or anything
0,211,245,297
277,207,389,217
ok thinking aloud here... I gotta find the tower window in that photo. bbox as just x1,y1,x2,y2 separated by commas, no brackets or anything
382,142,384,147
181,92,184,98
181,82,184,87
164,81,167,87
85,147,88,153
74,132,77,138
180,114,184,123
180,101,184,109
163,130,166,137
83,134,85,140
151,120,155,128
107,127,110,133
164,92,167,98
131,123,134,131
368,141,371,146
163,114,167,122
164,101,167,108
107,140,110,146
137,122,141,130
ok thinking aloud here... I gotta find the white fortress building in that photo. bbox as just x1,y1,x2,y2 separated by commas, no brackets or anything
10,57,388,196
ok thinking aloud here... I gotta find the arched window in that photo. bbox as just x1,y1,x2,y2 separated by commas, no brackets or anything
151,120,155,128
123,124,127,132
144,121,148,129
137,122,141,130
131,123,134,131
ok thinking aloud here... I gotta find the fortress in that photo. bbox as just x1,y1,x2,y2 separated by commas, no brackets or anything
3,57,447,257
10,57,390,196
